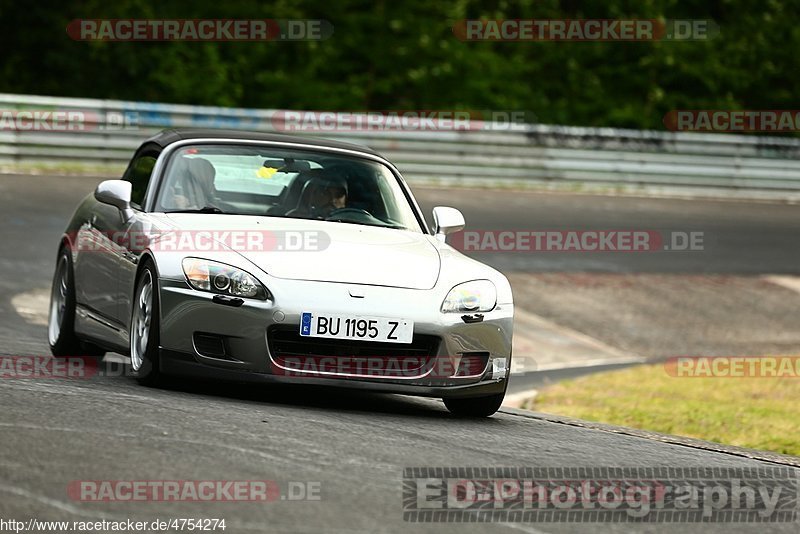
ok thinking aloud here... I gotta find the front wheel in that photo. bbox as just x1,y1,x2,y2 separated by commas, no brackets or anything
444,391,506,418
129,263,162,386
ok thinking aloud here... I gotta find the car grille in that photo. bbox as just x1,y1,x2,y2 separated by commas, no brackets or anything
267,326,441,379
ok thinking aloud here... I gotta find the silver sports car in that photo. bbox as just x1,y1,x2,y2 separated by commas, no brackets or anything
48,129,514,416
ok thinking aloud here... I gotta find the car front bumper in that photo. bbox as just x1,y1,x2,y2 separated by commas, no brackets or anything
157,277,513,399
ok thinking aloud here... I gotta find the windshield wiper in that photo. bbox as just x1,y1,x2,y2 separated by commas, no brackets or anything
328,219,408,230
166,205,227,214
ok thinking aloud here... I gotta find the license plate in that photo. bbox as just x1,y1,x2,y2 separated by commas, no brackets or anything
299,312,414,343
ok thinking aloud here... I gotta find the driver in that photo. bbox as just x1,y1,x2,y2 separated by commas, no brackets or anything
165,157,219,210
289,173,348,219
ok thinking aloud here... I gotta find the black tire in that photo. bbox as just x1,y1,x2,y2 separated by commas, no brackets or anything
48,247,105,358
129,262,162,387
443,390,506,418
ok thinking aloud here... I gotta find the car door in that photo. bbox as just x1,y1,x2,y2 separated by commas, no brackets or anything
115,147,160,327
73,195,127,326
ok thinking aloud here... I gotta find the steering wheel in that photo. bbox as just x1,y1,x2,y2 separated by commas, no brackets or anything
325,208,374,220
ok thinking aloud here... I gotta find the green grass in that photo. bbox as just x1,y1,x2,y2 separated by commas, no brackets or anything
525,363,800,457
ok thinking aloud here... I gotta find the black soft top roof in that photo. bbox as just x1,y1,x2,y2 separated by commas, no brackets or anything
143,128,381,157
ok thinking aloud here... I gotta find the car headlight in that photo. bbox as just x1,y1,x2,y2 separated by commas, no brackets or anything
182,258,269,300
441,280,497,313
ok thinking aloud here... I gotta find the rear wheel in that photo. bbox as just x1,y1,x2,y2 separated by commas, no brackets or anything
129,263,162,386
48,247,105,358
444,390,506,418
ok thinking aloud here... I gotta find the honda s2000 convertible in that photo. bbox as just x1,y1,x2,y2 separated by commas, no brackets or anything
48,129,514,416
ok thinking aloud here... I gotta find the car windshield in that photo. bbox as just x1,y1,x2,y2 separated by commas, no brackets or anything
154,144,423,232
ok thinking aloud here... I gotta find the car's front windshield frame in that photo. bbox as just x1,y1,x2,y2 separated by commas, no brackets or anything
147,140,428,234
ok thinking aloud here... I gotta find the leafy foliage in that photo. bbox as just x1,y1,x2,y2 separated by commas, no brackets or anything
0,0,796,129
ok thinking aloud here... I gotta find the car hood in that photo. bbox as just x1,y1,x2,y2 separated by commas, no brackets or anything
163,214,441,289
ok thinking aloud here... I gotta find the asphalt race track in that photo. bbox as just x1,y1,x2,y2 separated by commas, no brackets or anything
1,174,799,533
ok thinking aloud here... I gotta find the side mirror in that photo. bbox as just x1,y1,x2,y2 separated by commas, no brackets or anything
95,180,132,210
432,206,465,242
94,180,133,221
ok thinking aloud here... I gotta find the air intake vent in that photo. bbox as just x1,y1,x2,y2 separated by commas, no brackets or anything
193,333,227,359
267,326,440,378
455,352,490,377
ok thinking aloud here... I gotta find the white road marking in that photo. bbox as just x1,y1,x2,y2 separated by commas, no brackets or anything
516,356,647,374
512,307,646,375
0,483,121,519
500,522,552,534
502,389,538,409
10,288,49,325
765,275,800,295
0,422,304,468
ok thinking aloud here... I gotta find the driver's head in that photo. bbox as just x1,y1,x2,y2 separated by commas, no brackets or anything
306,174,348,214
187,158,216,195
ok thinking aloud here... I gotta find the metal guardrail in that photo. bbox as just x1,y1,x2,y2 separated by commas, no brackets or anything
2,92,800,200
